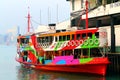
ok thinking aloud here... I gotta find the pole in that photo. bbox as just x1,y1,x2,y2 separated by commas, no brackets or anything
28,13,30,32
17,26,20,35
40,9,41,25
57,4,58,24
85,0,88,29
27,7,31,33
48,7,51,25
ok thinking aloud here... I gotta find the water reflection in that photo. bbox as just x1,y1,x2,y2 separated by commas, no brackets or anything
16,66,106,80
106,73,120,80
0,45,119,80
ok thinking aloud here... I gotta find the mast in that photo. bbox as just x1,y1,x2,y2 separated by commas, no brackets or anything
85,0,90,57
40,9,41,25
85,0,88,29
17,26,20,35
27,7,31,33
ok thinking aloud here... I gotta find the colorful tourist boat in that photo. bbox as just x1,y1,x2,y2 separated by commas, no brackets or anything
16,27,110,76
16,0,110,76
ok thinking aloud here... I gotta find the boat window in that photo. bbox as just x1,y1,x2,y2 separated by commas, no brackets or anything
17,39,19,43
26,38,29,43
81,49,89,58
63,35,66,41
81,0,84,8
90,48,102,57
45,52,52,60
82,33,86,39
62,29,66,32
41,37,44,43
74,49,81,59
37,37,40,43
49,36,53,43
20,38,29,44
45,37,49,42
20,38,24,43
72,0,75,10
88,33,92,38
95,32,99,38
56,30,60,33
76,34,80,40
55,36,58,42
39,37,42,43
67,35,70,40
59,36,62,41
72,34,74,40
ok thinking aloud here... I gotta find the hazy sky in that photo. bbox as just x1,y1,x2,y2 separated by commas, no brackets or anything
0,0,70,34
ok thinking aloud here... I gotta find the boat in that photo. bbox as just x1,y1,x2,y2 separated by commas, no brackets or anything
16,0,110,76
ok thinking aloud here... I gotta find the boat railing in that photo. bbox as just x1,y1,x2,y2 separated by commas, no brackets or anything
37,42,50,48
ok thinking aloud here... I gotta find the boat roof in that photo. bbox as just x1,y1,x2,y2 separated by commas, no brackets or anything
38,28,98,37
17,28,98,38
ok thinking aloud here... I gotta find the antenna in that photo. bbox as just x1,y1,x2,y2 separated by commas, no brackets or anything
27,7,30,33
48,7,51,25
40,9,41,25
17,26,20,35
26,6,32,33
56,4,58,24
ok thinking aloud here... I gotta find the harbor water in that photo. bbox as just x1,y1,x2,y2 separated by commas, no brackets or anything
0,45,120,80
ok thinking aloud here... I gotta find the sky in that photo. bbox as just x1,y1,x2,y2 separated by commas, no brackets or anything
0,0,70,35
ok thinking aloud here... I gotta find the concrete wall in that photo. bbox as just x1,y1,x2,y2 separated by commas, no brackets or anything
100,25,120,52
70,0,83,12
82,1,120,19
70,0,96,13
69,1,120,19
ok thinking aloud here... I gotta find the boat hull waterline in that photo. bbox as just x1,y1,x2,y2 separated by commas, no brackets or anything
16,57,109,76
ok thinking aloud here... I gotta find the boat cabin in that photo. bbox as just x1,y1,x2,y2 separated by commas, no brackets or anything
36,28,104,60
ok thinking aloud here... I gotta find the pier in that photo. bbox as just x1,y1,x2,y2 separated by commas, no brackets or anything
107,53,120,74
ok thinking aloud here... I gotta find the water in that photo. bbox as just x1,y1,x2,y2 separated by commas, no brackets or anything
0,45,120,80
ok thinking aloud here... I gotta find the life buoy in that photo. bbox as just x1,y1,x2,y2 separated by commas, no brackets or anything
43,43,45,48
89,39,94,46
71,41,74,46
43,43,46,48
79,40,83,45
84,40,88,46
41,43,44,47
39,43,42,46
74,41,76,46
57,42,60,48
46,42,49,47
61,42,65,48
77,40,80,45
44,43,47,48
94,39,99,45
45,43,48,48
67,41,70,46
59,42,62,48
75,40,79,46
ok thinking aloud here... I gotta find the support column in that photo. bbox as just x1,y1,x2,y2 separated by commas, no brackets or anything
102,0,106,7
111,15,116,53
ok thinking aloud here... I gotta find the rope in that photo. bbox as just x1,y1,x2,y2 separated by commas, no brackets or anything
31,19,40,25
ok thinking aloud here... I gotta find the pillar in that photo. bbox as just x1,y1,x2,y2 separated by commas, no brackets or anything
111,15,116,53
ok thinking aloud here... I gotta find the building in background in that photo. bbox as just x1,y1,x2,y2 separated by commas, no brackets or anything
66,0,120,53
